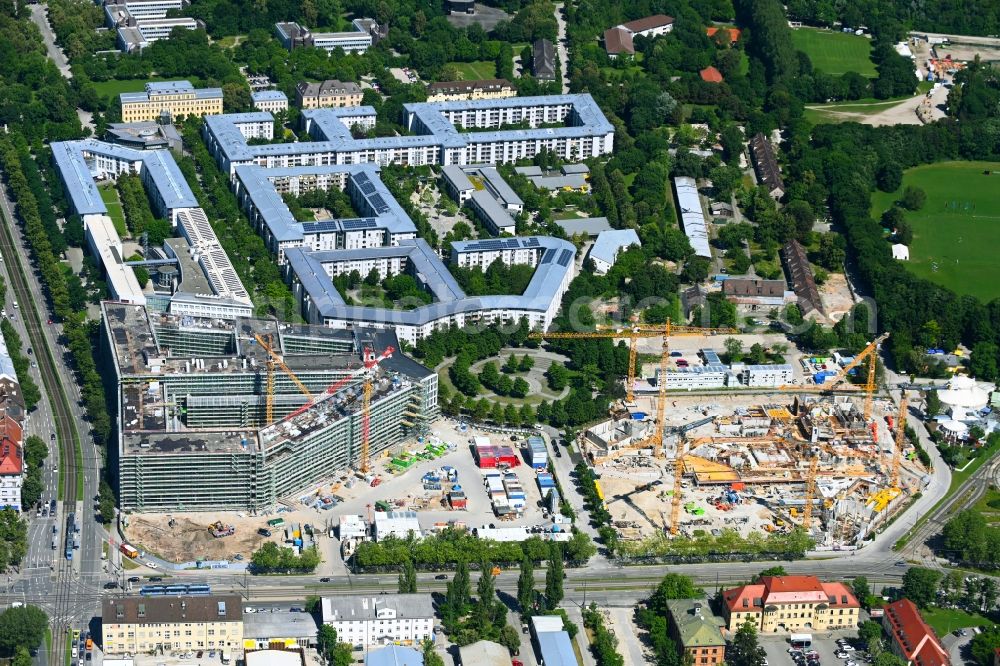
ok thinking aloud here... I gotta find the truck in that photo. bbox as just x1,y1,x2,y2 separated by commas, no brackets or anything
120,543,139,559
209,521,235,538
267,517,285,528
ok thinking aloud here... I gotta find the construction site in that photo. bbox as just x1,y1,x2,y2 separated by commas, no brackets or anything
102,302,439,513
545,326,927,549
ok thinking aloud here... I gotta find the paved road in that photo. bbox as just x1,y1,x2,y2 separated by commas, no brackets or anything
553,3,570,93
29,5,72,79
0,150,107,662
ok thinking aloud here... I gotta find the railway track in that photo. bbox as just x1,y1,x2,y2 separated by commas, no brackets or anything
0,180,83,657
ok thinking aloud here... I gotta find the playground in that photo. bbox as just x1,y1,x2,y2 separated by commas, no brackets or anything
871,161,1000,302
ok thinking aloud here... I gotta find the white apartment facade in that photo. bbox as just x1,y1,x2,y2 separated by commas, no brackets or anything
321,595,434,649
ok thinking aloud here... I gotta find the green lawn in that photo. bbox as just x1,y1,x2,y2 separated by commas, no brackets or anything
871,161,1000,302
921,606,990,636
791,28,876,77
803,82,935,124
448,61,497,80
99,184,127,236
91,76,203,99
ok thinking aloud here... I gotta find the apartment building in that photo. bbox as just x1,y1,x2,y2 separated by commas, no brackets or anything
666,599,727,666
251,90,289,113
722,575,860,633
101,596,244,655
321,595,434,649
120,81,223,122
296,80,364,109
0,436,22,512
426,79,516,102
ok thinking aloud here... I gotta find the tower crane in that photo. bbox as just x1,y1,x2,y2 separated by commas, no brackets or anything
255,333,313,424
278,344,394,473
530,323,736,404
891,396,908,490
793,333,890,531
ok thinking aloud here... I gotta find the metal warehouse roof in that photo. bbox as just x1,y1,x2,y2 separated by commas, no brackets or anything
674,176,712,258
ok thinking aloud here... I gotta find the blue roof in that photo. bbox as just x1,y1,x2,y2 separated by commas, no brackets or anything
52,140,197,216
287,236,575,326
205,94,612,172
251,90,288,102
537,631,577,666
365,645,423,666
590,228,641,266
233,163,416,246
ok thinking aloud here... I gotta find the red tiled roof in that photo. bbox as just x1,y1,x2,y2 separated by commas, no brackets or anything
604,27,634,55
882,599,950,666
621,14,674,33
700,66,724,82
0,440,22,476
0,415,22,445
722,577,860,611
707,27,741,43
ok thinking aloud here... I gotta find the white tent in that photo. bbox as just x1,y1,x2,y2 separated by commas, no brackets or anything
891,244,910,261
937,375,990,411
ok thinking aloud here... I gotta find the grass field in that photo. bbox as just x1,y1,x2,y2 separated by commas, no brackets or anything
91,77,203,99
791,27,876,77
448,61,497,80
99,184,128,237
921,606,990,636
871,161,1000,302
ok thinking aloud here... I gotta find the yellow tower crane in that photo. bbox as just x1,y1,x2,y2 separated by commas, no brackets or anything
891,396,908,489
254,333,314,424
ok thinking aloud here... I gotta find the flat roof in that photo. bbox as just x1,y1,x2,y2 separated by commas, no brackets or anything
537,631,577,666
553,216,610,237
674,176,711,258
321,594,434,622
85,215,146,305
244,609,319,639
470,189,516,229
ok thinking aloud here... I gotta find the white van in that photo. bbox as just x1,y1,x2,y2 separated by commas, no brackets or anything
12,301,17,309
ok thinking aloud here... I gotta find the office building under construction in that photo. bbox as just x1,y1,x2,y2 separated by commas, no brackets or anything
102,302,438,512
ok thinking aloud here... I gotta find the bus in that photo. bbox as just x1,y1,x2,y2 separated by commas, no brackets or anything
790,634,812,650
64,513,76,560
119,543,139,559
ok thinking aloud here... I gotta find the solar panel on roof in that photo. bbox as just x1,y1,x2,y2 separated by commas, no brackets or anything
341,218,377,230
557,249,572,267
368,194,389,213
541,248,557,263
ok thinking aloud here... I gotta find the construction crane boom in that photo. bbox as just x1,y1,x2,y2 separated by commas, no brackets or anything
891,396,908,489
801,455,820,530
255,333,314,424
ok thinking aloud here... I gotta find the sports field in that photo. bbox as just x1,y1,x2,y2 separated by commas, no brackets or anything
99,184,127,236
448,61,497,80
791,27,876,77
871,161,1000,302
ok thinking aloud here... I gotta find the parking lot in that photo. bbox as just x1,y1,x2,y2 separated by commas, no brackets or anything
760,632,869,666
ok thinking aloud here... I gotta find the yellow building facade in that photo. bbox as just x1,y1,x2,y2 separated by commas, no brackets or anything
102,596,244,655
120,81,224,123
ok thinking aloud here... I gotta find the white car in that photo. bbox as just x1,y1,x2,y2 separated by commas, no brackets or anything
146,561,158,569
245,607,257,614
841,646,855,652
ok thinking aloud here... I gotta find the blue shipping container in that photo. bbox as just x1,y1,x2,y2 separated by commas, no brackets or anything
630,412,647,420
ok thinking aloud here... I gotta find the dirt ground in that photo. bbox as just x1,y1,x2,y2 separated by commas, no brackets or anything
124,514,275,563
818,273,858,323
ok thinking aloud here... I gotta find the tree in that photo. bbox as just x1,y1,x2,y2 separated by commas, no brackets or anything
317,625,352,666
881,206,906,230
747,343,767,364
876,162,903,192
511,377,530,398
872,654,906,666
901,567,942,608
729,620,767,666
925,390,942,418
518,554,536,613
503,354,519,373
724,337,744,362
472,564,497,632
0,604,49,653
971,626,1000,666
544,544,564,609
648,574,700,606
10,646,31,666
970,342,998,380
422,639,446,666
852,576,871,603
751,566,787,583
681,256,711,284
97,479,116,524
858,620,883,646
398,559,417,593
901,185,927,211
